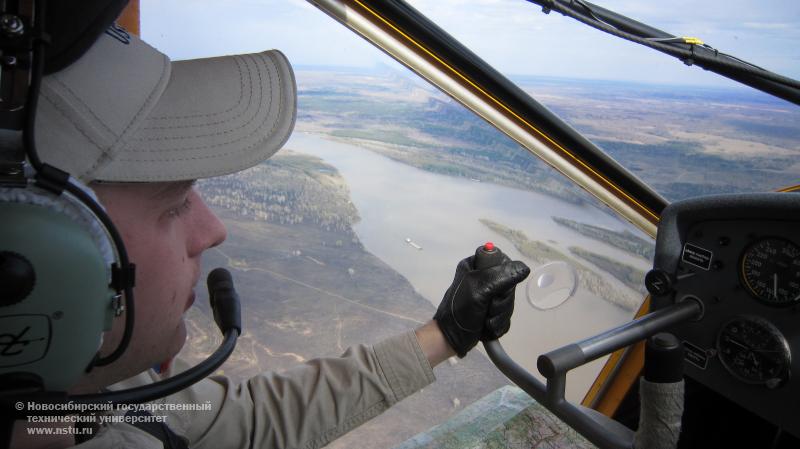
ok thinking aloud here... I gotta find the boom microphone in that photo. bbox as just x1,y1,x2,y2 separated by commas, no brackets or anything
207,267,242,336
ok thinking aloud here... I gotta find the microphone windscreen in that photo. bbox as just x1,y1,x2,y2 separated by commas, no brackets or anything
207,267,233,292
206,268,241,335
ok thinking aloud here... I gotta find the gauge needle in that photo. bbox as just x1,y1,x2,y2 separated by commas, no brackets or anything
725,336,750,350
728,342,781,355
773,273,778,299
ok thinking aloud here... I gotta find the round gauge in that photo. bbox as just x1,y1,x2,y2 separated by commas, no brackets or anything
740,237,800,306
716,316,791,388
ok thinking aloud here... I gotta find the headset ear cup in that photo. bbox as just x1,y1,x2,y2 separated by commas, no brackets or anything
0,183,117,391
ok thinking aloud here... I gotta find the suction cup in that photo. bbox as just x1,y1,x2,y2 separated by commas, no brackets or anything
526,261,577,310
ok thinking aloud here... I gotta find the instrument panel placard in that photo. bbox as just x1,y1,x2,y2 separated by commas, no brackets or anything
682,243,713,270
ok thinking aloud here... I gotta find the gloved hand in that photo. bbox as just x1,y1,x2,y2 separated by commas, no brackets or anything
433,254,530,358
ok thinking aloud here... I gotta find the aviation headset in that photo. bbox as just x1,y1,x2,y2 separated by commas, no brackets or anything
0,0,241,437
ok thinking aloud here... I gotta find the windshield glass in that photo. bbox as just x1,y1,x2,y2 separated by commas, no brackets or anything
143,1,796,447
404,0,800,200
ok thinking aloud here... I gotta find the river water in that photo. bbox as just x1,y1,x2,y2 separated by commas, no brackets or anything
288,132,651,401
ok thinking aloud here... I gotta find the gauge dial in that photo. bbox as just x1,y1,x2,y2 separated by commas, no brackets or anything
717,316,791,388
740,238,800,306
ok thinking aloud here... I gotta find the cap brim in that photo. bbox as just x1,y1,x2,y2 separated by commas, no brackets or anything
94,50,296,182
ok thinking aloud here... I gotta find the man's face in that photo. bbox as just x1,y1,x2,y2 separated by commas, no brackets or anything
86,181,227,387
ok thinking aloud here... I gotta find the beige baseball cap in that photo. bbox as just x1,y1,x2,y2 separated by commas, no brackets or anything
35,25,296,182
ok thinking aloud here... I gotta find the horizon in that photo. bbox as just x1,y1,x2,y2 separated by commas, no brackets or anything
141,0,799,95
291,63,793,105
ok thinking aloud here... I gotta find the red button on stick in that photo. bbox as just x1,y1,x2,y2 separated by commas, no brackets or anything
474,242,502,269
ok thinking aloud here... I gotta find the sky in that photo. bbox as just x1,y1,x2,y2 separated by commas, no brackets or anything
140,0,800,89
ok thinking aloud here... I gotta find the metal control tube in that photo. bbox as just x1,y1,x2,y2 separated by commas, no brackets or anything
485,339,636,449
484,298,702,449
537,299,701,379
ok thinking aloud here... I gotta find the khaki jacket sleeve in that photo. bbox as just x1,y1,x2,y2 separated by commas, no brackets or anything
172,330,435,449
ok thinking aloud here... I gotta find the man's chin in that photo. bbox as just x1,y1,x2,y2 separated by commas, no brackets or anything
155,322,187,374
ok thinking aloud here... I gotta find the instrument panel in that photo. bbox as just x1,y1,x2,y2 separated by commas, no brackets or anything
740,237,800,306
649,193,800,438
716,315,791,388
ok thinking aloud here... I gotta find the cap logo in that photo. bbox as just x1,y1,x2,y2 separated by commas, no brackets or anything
105,23,131,45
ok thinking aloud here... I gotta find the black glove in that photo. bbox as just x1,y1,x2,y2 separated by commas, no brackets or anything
433,254,530,358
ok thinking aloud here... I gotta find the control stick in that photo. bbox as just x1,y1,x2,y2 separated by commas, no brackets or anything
474,241,504,269
481,240,701,449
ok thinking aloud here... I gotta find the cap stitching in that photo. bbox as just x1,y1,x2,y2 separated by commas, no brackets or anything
88,53,171,175
145,55,245,120
115,52,286,169
116,53,172,140
101,51,292,181
48,76,115,137
129,53,262,142
123,52,278,152
40,87,106,146
48,52,169,143
38,87,108,178
132,54,254,135
45,53,170,176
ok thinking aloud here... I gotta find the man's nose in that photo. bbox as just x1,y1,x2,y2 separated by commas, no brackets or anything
188,190,227,257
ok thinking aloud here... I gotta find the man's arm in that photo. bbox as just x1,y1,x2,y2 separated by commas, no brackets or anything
177,331,436,449
415,320,457,367
176,254,528,449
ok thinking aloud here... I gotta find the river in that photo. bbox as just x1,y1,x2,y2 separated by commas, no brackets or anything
288,132,651,401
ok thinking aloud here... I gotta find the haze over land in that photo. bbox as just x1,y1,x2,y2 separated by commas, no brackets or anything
296,68,799,201
185,152,510,449
180,67,797,448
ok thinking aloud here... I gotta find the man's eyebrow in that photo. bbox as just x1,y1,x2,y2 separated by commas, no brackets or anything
149,180,197,201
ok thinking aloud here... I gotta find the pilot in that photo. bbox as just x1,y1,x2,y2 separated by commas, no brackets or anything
9,27,529,449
